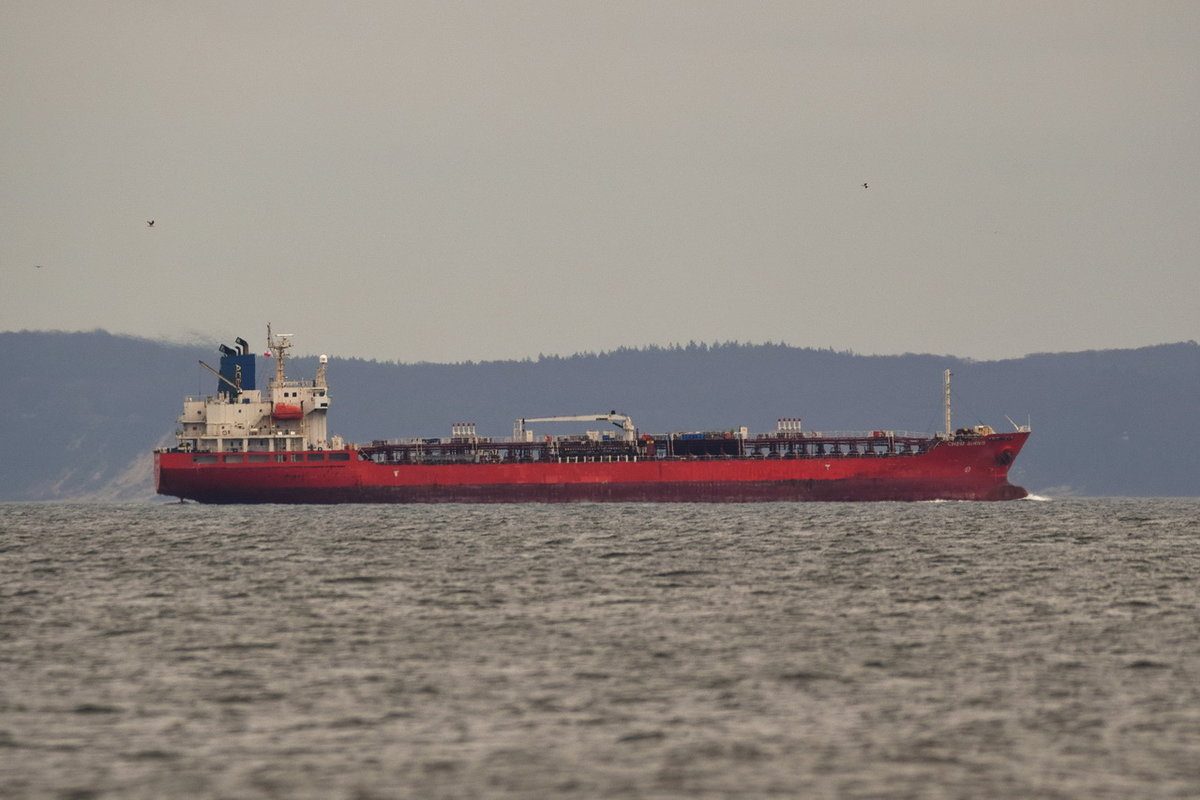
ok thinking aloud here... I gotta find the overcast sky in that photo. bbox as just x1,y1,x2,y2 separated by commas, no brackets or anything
3,1,1197,363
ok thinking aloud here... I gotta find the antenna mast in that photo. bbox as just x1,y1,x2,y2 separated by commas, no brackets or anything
943,369,952,436
266,323,293,385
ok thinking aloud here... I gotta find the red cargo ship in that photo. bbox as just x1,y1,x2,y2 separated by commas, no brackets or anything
155,330,1031,503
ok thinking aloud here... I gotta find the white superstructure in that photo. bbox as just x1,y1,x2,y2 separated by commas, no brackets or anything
175,327,340,454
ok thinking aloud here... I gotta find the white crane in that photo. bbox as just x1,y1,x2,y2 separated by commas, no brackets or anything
514,412,637,442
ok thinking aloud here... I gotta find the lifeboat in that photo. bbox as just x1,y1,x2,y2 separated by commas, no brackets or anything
272,403,303,420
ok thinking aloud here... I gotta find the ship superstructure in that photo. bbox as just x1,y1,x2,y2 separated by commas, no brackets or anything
157,332,1032,503
176,326,340,458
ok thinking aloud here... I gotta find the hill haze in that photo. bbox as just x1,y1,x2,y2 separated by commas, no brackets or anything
1,331,1197,500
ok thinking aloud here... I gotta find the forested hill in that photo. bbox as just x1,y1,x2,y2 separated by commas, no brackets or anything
2,331,1197,500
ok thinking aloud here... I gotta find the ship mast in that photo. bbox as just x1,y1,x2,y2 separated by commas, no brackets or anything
266,323,293,386
315,354,328,388
943,369,952,436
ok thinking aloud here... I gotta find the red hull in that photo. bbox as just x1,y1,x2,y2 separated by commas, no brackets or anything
156,432,1029,503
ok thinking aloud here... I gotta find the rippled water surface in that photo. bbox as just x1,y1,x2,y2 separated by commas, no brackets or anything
2,499,1199,799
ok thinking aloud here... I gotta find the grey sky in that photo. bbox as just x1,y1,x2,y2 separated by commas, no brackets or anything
3,1,1197,363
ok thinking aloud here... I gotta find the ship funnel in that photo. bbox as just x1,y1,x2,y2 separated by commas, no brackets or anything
217,338,257,398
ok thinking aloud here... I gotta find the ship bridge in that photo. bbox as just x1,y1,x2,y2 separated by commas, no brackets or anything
171,328,339,455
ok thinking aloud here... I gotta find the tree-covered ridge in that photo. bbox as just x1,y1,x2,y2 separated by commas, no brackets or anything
2,331,1196,499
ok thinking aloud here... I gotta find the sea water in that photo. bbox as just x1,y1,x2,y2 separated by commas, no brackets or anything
2,499,1198,799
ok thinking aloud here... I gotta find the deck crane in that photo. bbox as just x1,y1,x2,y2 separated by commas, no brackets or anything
198,360,241,393
514,412,637,442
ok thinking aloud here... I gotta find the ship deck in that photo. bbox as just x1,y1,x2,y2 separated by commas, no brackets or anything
355,431,941,466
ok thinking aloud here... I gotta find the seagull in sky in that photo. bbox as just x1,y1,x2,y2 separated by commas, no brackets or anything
147,220,155,227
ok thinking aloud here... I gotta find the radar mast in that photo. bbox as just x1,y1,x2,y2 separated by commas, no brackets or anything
266,323,294,386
